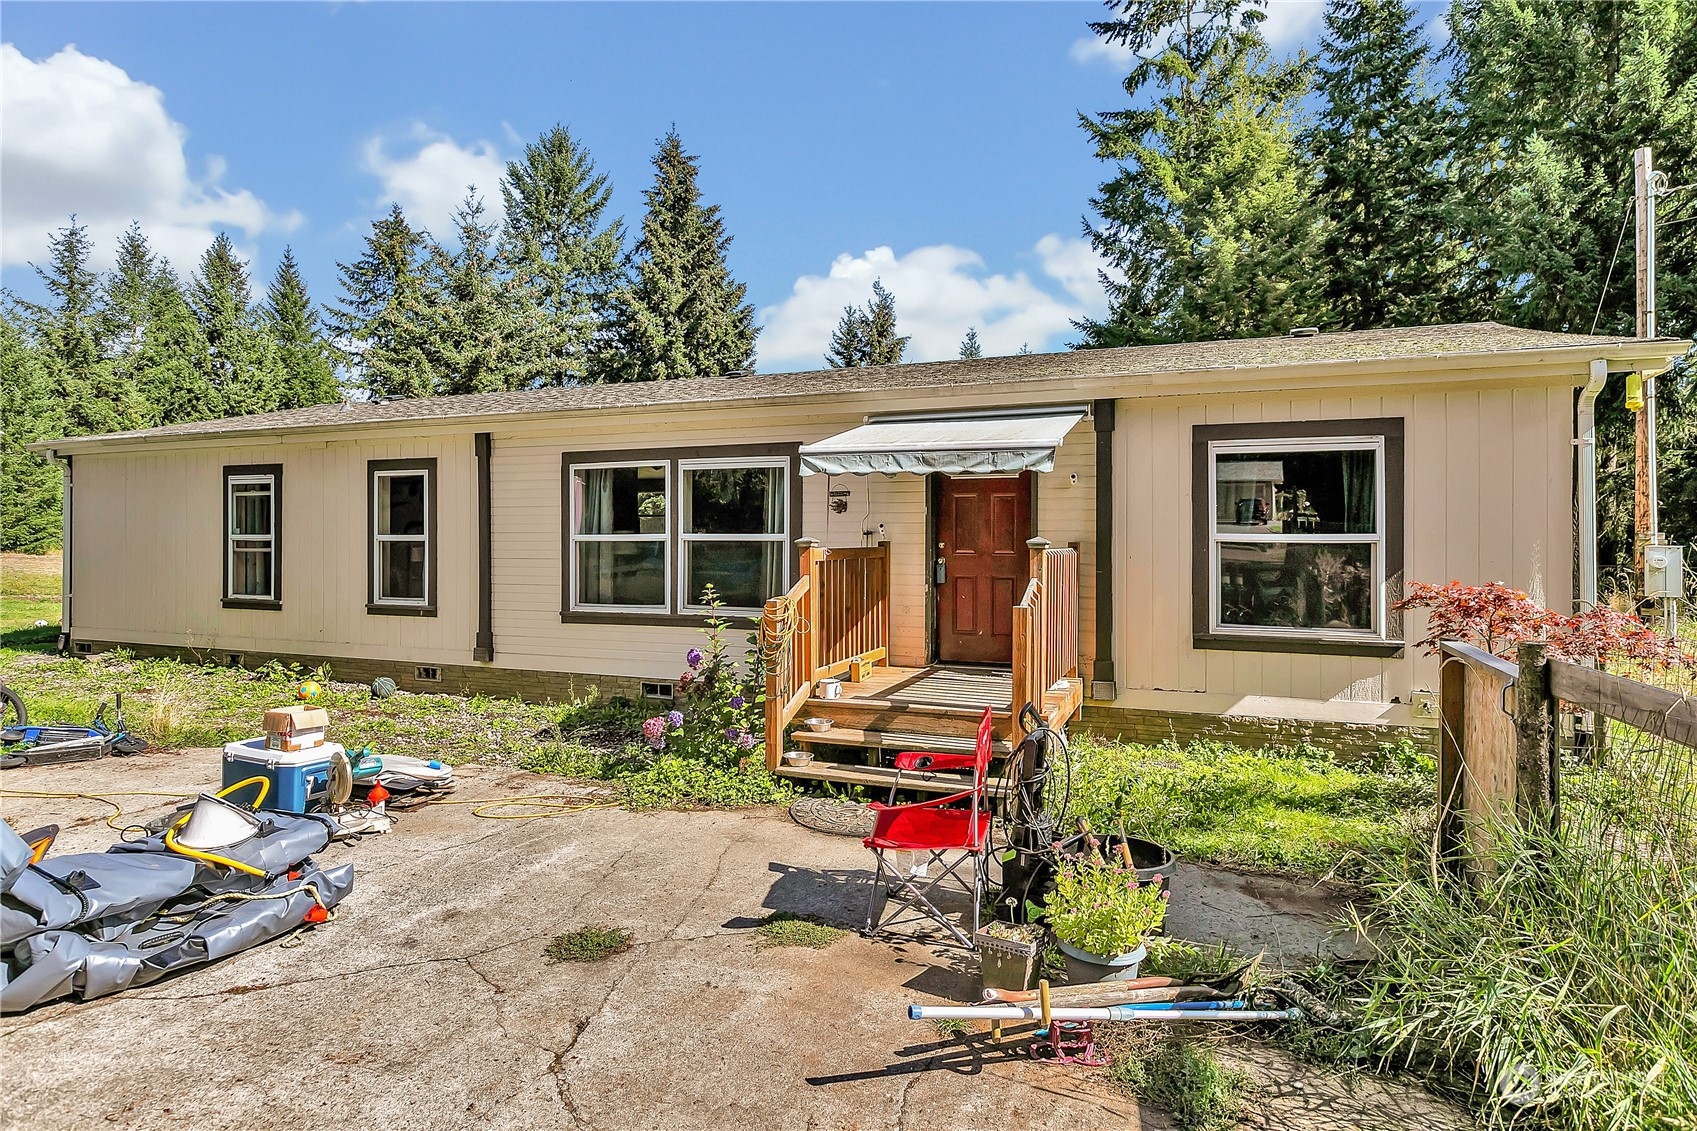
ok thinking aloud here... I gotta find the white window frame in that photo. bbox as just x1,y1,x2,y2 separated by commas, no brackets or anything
1207,435,1386,643
226,473,276,602
677,457,791,615
568,460,671,614
372,468,431,607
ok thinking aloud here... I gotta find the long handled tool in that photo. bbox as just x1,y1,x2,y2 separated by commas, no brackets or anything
982,954,1264,1005
910,1003,1302,1023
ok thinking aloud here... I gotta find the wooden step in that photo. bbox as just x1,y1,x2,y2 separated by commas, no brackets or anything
790,726,1013,756
774,759,1010,796
803,698,1006,737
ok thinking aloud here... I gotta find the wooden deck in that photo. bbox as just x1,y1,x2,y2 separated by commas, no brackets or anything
830,665,1012,709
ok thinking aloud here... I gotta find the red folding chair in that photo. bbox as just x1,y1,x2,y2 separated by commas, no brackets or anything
861,706,995,948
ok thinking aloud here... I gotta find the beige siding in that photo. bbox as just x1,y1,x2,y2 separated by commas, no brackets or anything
71,436,476,665
1111,385,1575,721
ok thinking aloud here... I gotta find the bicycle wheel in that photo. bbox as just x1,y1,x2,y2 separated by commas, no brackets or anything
1,683,26,730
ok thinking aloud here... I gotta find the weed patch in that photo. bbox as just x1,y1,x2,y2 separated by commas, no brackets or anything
754,912,846,949
1103,1033,1249,1131
1066,734,1433,878
545,925,635,963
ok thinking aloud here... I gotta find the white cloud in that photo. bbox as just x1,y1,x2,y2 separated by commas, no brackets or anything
360,125,506,238
757,237,1110,370
1259,1,1327,53
1068,35,1136,69
0,43,296,272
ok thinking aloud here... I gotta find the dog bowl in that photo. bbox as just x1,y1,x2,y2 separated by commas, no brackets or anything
783,751,815,766
799,717,833,732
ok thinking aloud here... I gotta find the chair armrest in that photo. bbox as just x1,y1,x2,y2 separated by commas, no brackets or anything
891,751,977,772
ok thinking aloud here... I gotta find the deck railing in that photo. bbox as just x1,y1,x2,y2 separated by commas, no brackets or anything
1011,539,1081,734
808,541,891,681
761,572,814,771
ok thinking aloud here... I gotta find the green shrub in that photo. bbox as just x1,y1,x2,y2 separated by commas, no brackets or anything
621,755,794,810
1109,1037,1248,1131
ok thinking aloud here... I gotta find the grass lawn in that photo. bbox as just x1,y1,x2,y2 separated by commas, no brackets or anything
2,552,62,648
1066,732,1434,880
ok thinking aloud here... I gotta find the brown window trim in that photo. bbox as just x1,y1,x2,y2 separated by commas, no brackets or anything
1191,418,1405,658
367,457,438,617
560,443,803,625
222,463,283,611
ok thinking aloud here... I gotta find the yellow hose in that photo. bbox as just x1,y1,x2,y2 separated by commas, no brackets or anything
159,776,273,877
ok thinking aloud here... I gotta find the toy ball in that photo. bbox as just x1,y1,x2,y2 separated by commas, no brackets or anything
296,680,322,702
370,676,397,700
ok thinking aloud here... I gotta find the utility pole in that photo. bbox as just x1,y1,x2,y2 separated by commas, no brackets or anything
1633,147,1657,575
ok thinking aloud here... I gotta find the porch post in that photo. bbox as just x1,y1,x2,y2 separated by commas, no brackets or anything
797,538,825,682
1091,399,1116,699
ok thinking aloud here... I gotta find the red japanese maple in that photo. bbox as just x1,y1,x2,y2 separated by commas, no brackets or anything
1394,581,1694,669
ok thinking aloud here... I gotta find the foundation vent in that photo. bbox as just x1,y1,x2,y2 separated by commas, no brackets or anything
641,681,675,701
414,665,442,683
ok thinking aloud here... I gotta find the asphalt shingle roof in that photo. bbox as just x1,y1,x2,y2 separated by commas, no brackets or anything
44,322,1677,448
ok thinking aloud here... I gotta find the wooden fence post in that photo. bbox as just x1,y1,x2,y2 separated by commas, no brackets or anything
1515,641,1556,831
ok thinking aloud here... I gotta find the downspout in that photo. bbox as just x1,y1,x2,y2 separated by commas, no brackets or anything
473,433,495,662
1091,399,1116,700
53,451,72,653
1577,360,1608,612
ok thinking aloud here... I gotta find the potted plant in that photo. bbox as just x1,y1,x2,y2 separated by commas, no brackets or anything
1045,857,1168,983
974,919,1043,992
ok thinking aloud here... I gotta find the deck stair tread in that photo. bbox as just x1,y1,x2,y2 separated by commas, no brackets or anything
774,759,1010,795
790,726,1013,755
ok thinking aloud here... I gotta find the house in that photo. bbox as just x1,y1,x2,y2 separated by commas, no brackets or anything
31,323,1687,786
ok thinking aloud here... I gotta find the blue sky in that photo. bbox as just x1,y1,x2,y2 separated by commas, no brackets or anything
0,1,1443,369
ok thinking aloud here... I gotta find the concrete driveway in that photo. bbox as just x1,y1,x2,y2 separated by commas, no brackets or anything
1,750,1141,1131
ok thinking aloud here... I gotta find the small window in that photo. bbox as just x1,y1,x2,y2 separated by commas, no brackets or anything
570,463,668,611
679,460,788,612
368,459,437,614
1208,437,1384,640
223,464,281,607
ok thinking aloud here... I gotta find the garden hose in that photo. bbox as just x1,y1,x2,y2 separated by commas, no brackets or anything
0,787,201,833
417,794,621,820
161,776,274,878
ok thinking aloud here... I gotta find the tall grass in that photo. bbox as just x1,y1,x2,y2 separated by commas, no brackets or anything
1347,735,1697,1129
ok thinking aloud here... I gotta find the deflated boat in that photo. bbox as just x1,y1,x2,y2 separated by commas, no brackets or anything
1,794,352,1012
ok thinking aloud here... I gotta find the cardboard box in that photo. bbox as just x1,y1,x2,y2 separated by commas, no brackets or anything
265,729,326,752
262,705,328,752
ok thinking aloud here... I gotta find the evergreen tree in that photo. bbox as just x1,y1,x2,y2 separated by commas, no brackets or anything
959,327,983,359
0,310,64,552
825,280,909,367
16,218,147,436
327,204,435,399
100,222,164,356
1447,0,1697,337
1310,0,1458,329
597,130,757,381
189,233,282,415
1075,0,1324,346
499,125,626,385
134,281,221,426
414,192,542,395
264,247,340,408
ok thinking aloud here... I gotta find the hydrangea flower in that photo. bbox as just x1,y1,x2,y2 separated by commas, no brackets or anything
685,647,704,668
736,732,758,751
667,710,684,728
729,695,746,710
678,671,695,687
724,727,740,741
641,716,666,741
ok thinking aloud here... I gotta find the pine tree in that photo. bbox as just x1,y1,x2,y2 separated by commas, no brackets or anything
16,218,147,436
500,125,626,385
133,280,221,426
327,204,435,399
1310,0,1458,329
1448,0,1697,337
597,130,758,381
265,247,340,408
0,310,64,552
959,327,983,359
414,192,541,395
101,222,163,356
1075,0,1324,346
189,233,282,415
825,280,909,367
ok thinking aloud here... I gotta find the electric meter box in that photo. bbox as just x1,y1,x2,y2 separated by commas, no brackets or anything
1644,544,1685,600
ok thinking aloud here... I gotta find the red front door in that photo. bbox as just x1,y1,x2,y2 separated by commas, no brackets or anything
936,473,1032,665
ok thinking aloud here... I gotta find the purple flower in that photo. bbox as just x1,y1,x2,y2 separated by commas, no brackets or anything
667,710,685,728
724,727,740,741
737,732,758,751
730,695,746,710
642,717,666,741
686,647,704,668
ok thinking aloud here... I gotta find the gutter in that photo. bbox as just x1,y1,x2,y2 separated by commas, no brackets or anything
1576,360,1609,612
49,451,72,652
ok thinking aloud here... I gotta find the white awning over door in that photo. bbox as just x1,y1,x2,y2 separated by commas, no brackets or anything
798,407,1088,476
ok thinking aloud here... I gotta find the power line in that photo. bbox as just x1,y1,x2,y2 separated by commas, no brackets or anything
1592,198,1634,335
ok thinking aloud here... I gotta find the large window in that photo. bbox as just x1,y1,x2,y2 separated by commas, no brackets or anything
1193,421,1403,653
570,462,669,611
368,459,436,614
564,448,795,619
223,465,280,607
680,459,787,612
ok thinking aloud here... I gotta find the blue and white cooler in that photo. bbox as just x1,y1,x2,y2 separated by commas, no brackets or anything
222,738,345,813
